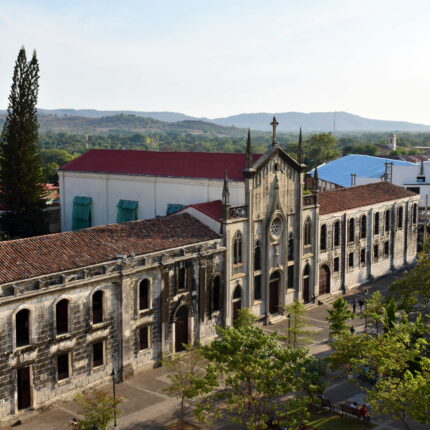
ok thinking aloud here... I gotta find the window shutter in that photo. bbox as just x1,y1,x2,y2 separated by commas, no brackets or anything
117,200,138,223
72,196,92,230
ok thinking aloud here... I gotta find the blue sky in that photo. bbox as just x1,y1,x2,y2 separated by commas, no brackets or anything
0,0,429,123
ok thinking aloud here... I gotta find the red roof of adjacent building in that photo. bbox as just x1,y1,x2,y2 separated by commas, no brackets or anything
175,200,222,221
0,214,220,284
319,182,417,215
60,149,261,181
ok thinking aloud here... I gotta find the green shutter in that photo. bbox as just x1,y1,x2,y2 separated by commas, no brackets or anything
72,196,92,230
117,200,138,223
166,203,185,215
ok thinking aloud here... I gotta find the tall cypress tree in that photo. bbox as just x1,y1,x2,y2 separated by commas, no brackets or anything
0,47,47,238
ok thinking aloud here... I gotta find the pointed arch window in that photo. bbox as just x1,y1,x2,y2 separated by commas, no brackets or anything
360,215,367,239
348,218,355,242
374,212,380,235
92,290,104,324
397,206,403,229
304,217,312,246
385,210,390,232
413,203,418,224
56,299,69,335
254,240,261,271
212,276,221,312
333,220,340,247
320,224,327,251
233,231,243,264
139,279,150,310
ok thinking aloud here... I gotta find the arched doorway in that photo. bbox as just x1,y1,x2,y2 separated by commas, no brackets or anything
174,306,189,352
232,285,242,322
269,271,281,314
303,264,311,304
319,265,330,295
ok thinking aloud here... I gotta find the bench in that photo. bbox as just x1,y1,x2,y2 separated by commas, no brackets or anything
340,403,371,424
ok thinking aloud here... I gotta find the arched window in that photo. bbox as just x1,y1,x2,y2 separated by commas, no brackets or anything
348,218,355,242
304,217,312,246
397,206,403,228
92,290,104,324
385,210,390,232
333,220,340,247
320,224,327,251
413,203,418,224
212,276,221,312
288,233,294,260
233,231,243,264
374,212,380,235
254,240,261,271
139,279,150,310
360,215,367,239
16,309,30,347
56,299,69,335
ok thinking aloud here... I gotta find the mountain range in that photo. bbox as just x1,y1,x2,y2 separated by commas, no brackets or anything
0,109,428,133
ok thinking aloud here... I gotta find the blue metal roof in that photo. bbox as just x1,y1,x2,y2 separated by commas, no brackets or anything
311,154,415,187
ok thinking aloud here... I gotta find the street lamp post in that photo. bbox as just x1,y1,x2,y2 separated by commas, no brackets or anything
111,369,119,430
287,313,291,347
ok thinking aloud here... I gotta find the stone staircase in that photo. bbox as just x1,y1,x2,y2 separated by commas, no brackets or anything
317,293,339,306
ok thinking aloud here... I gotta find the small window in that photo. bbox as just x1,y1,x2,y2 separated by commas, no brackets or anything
333,221,340,247
348,252,354,267
178,267,186,290
360,249,366,264
93,342,104,368
384,241,389,256
139,326,150,350
288,233,294,261
360,215,367,239
348,218,355,242
333,257,339,272
397,206,403,229
374,244,379,259
57,353,70,381
288,265,294,289
233,231,243,264
374,213,380,235
92,290,104,324
16,309,30,347
413,203,418,224
56,299,69,335
212,276,221,311
139,279,150,310
304,217,312,246
254,275,262,300
254,241,261,271
320,224,327,251
385,210,390,232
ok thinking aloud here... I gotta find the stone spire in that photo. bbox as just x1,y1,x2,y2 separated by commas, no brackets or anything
297,127,304,164
313,165,319,193
222,170,230,206
270,116,279,146
246,129,253,168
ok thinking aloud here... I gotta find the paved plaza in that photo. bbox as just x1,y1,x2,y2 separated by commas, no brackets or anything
2,274,427,430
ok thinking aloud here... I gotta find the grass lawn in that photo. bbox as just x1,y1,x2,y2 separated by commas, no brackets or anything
306,411,376,430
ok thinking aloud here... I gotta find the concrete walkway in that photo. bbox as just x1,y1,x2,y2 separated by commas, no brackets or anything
3,274,426,430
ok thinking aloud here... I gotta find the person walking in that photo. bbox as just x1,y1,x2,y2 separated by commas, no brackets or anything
350,325,355,334
358,298,365,313
352,298,357,314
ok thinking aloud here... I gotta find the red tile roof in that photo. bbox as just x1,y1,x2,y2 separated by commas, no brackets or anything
60,149,262,181
0,214,220,284
319,182,417,215
176,200,222,221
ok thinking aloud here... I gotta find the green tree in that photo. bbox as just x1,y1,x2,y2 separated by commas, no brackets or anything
0,47,47,238
284,301,313,348
197,309,321,430
75,390,122,430
39,148,74,183
326,298,354,338
163,344,217,429
362,290,386,334
305,133,340,169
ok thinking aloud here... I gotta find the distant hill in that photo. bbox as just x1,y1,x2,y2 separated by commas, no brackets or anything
1,109,428,133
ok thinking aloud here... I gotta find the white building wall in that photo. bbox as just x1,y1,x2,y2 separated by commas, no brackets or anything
59,171,245,231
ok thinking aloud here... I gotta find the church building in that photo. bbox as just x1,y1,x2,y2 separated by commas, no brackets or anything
0,119,419,421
